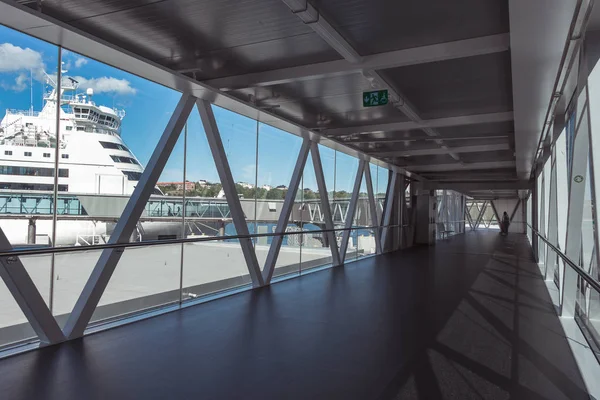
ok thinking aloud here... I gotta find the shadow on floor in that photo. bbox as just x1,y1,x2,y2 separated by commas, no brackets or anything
380,231,588,400
0,231,589,400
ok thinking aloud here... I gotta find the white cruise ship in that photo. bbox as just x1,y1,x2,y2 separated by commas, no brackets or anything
0,73,143,194
0,72,149,245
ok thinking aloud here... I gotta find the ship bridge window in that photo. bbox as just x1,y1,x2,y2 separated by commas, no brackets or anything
4,151,12,156
0,182,68,191
24,152,32,157
66,126,73,131
76,127,85,131
100,141,130,152
111,155,140,165
61,154,69,159
43,153,51,158
122,171,142,181
0,166,68,177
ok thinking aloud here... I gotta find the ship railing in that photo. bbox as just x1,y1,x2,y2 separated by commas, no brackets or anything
4,109,40,117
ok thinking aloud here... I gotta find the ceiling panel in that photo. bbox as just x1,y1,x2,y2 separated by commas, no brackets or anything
381,51,513,120
37,0,341,78
315,0,509,55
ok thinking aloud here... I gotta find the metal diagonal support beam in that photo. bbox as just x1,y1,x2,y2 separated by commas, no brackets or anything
509,199,522,223
380,171,399,251
310,142,341,266
0,229,64,344
364,164,382,254
489,201,501,226
203,34,509,90
197,99,265,287
465,204,474,229
474,201,487,229
64,93,196,339
562,99,591,317
340,160,365,263
262,138,311,283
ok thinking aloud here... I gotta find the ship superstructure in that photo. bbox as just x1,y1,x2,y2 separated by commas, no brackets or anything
0,72,143,195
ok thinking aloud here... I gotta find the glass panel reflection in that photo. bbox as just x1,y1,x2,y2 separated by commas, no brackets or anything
91,243,181,324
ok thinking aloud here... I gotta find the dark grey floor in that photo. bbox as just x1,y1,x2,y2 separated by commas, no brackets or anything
0,231,589,399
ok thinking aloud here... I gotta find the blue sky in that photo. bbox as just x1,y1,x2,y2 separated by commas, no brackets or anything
0,24,388,193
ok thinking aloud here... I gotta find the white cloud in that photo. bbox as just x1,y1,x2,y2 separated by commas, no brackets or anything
73,76,136,95
11,73,29,92
0,42,135,95
0,43,45,74
0,43,46,91
74,57,88,68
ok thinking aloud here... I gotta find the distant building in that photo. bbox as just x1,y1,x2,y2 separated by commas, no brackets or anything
197,180,208,187
238,182,255,189
262,184,273,190
275,185,288,190
157,181,195,191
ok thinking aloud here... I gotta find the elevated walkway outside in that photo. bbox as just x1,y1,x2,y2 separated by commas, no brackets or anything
0,231,589,399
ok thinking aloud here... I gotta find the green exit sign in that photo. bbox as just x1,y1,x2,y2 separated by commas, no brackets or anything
363,89,388,107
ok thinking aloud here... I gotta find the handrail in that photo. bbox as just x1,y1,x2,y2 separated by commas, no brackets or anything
0,224,399,258
527,222,600,295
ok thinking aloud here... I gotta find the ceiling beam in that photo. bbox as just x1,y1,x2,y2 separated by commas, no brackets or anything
276,0,484,163
0,0,432,181
371,143,510,157
421,180,532,191
405,160,516,172
343,133,511,144
202,34,510,90
323,112,515,136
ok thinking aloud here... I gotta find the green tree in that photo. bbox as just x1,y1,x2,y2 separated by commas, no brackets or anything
266,189,284,199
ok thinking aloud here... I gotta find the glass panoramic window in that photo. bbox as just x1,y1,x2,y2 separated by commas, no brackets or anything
0,165,68,177
49,44,183,329
122,170,142,181
0,23,62,347
100,141,129,151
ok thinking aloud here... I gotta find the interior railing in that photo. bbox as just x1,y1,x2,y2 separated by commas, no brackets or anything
527,223,600,363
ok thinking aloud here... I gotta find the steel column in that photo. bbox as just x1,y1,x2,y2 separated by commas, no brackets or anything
546,147,559,281
380,171,399,251
364,164,382,254
340,160,365,263
310,142,341,266
262,139,311,283
532,182,539,262
197,99,265,287
562,101,592,317
64,93,196,339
